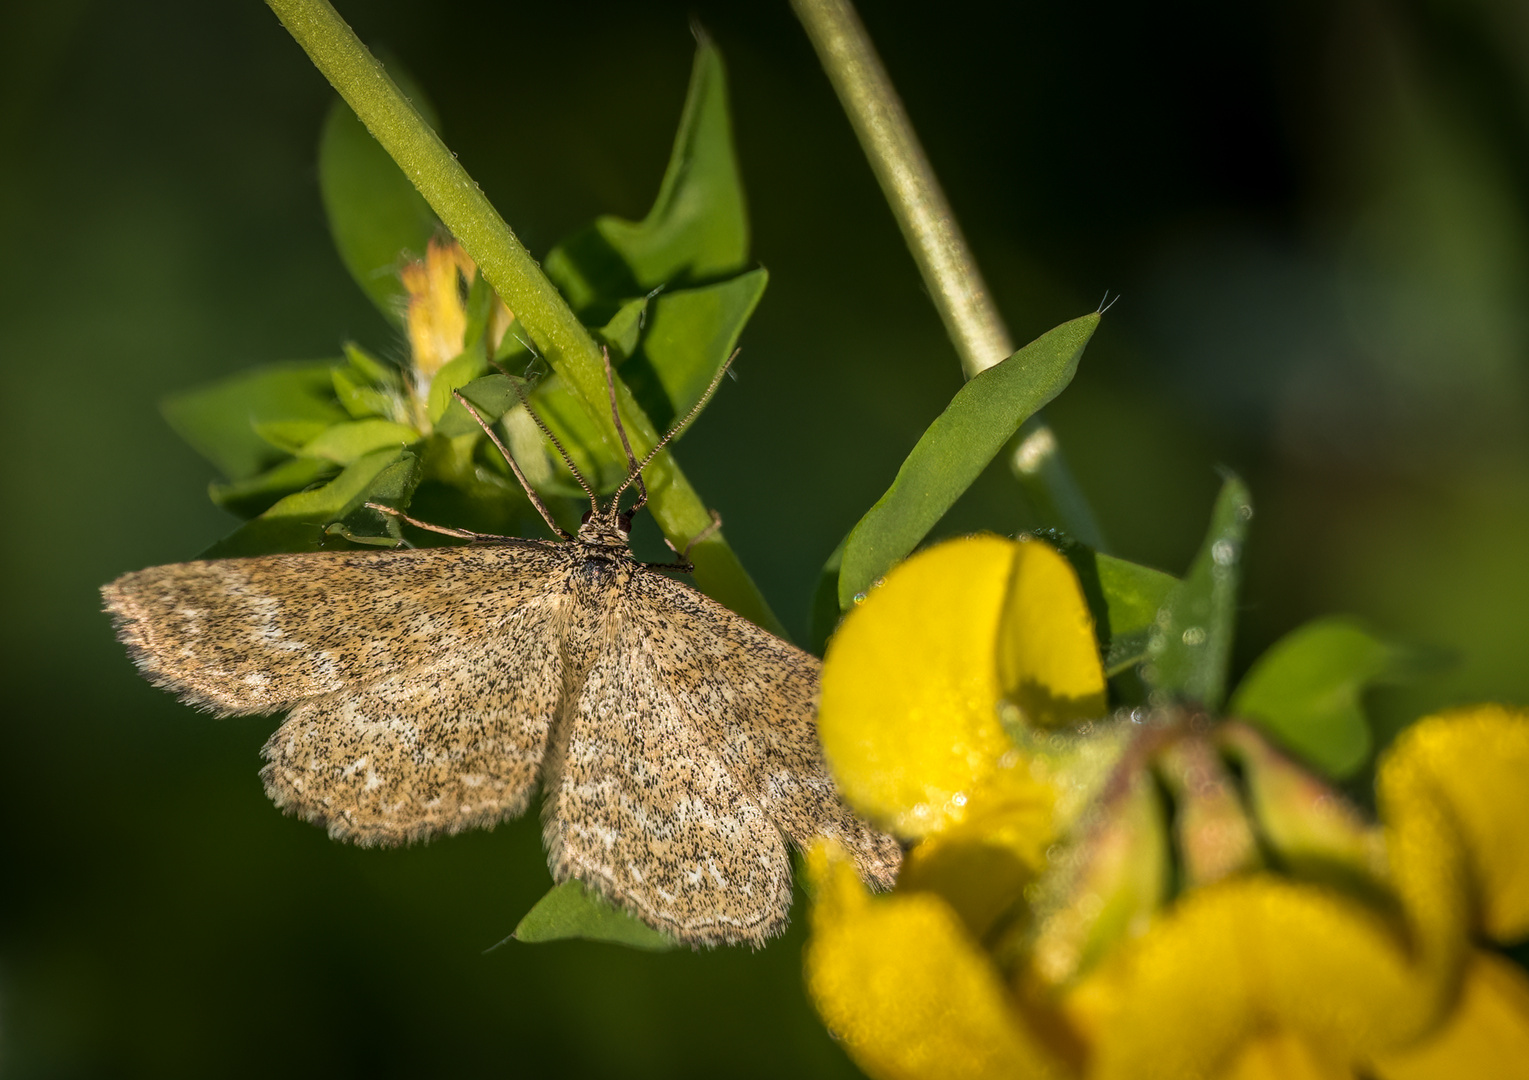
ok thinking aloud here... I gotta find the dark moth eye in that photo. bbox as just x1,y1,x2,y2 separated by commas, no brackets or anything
580,510,594,525
617,512,634,534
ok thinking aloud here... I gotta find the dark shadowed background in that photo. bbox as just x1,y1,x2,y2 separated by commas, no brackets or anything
3,0,1527,1076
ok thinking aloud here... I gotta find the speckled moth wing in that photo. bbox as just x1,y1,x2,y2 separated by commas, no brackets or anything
540,587,795,947
101,543,562,715
259,580,572,847
626,573,904,891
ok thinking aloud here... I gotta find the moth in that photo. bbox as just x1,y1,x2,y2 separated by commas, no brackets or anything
102,358,900,946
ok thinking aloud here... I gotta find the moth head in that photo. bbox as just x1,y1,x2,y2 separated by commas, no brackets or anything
576,506,634,547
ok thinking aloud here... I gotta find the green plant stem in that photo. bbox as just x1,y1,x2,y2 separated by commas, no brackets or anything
790,0,1107,551
264,0,785,635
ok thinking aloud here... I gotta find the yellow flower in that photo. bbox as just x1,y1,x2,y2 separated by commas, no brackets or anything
397,237,514,427
806,534,1529,1080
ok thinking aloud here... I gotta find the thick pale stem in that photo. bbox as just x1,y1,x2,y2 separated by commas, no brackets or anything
792,0,1107,550
264,0,785,634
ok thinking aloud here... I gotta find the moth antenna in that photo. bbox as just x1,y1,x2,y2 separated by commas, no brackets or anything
452,390,573,540
602,346,649,514
614,350,737,503
494,365,598,512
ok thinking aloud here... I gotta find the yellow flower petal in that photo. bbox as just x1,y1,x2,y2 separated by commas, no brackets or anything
401,238,474,382
996,537,1107,728
819,535,1019,838
1075,876,1434,1080
1219,1030,1355,1080
898,770,1054,938
1379,704,1529,944
1369,950,1529,1080
804,843,1066,1080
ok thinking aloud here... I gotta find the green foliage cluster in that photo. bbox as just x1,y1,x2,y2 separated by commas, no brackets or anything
160,39,1434,950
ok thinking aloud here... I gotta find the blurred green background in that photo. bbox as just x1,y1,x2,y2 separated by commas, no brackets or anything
3,0,1527,1076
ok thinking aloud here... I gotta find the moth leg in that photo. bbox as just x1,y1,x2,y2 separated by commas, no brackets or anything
363,502,505,542
644,509,724,574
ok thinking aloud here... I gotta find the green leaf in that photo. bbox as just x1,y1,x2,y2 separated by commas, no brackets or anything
325,450,424,546
1228,617,1431,778
318,68,440,323
1144,475,1253,710
437,373,521,434
162,360,347,481
332,366,395,419
425,350,489,426
545,39,747,309
441,264,760,498
201,448,418,558
1061,546,1180,675
461,268,499,353
593,296,651,362
436,374,600,498
343,341,401,387
254,419,336,454
516,294,678,490
297,418,420,464
622,270,765,431
808,539,848,656
209,457,338,519
512,881,678,951
836,314,1098,610
442,368,624,499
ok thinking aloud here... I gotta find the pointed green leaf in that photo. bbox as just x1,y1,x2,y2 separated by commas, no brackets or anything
594,296,651,362
1228,617,1435,778
201,448,416,558
442,268,760,494
425,350,489,425
1144,475,1253,710
450,297,644,481
1060,546,1180,675
325,451,424,546
443,373,625,500
513,881,678,951
623,270,765,431
209,457,338,519
460,268,507,355
836,314,1098,610
332,366,394,419
318,68,440,322
808,539,848,656
297,418,420,464
545,40,747,308
438,373,521,433
254,419,336,454
343,341,401,387
162,360,346,481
